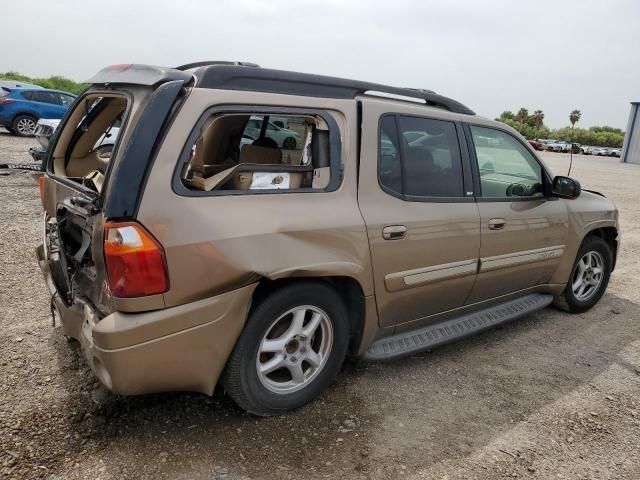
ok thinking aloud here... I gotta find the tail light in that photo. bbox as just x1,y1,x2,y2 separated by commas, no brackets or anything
0,98,15,105
103,222,169,298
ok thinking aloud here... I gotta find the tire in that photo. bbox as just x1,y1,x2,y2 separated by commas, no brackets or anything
282,137,296,150
553,236,612,313
223,282,350,416
12,115,37,136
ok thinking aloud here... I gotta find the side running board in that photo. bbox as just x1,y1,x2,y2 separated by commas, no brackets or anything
364,293,553,361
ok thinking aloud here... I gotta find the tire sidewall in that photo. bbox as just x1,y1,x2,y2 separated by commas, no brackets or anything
564,237,612,312
231,283,349,414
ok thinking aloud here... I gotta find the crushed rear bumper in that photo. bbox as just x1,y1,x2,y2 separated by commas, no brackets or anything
36,243,255,395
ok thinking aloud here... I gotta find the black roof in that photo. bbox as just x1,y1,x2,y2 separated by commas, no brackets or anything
193,64,475,115
86,62,474,115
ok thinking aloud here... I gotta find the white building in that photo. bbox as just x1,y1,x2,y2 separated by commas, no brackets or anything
621,102,640,164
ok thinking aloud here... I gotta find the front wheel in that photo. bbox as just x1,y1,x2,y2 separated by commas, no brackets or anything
554,236,612,313
223,282,350,416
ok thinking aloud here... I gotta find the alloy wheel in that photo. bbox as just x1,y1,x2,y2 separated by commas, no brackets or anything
572,251,605,301
16,117,36,135
256,305,333,394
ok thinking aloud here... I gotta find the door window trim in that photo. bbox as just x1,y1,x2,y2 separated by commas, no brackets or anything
377,113,475,203
462,122,553,202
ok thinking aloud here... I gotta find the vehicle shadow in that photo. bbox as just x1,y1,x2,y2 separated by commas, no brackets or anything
46,292,640,479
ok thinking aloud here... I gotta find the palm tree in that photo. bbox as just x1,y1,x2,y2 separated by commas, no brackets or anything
532,110,545,132
569,110,581,128
516,107,529,125
567,110,582,176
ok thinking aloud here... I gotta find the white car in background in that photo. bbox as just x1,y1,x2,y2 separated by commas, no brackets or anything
245,116,301,149
588,146,610,156
609,148,621,157
540,139,570,152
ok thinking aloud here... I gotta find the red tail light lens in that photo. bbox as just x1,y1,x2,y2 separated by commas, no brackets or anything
0,99,15,105
103,222,169,298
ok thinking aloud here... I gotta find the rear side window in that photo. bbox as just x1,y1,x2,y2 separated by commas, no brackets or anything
469,126,544,198
179,112,335,193
20,91,34,100
378,115,464,198
31,91,59,104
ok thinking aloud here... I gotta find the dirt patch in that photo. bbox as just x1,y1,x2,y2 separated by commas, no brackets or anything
1,132,639,479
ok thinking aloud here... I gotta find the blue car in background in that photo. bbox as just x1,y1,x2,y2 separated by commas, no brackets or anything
0,87,76,136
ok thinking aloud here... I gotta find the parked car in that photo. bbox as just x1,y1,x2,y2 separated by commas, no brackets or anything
609,148,621,157
0,87,76,136
0,79,43,90
539,139,560,152
244,116,301,149
37,62,619,416
528,139,544,150
588,146,610,156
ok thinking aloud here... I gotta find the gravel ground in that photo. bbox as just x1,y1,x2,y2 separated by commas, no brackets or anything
1,128,639,480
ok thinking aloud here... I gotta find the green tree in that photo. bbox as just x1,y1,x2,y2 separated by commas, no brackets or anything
0,71,85,94
497,111,515,122
569,110,581,128
531,110,545,131
516,108,529,125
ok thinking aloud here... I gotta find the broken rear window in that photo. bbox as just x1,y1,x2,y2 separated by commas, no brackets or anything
49,92,128,193
179,112,334,193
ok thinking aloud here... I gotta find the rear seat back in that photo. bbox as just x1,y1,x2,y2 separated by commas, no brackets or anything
239,144,281,165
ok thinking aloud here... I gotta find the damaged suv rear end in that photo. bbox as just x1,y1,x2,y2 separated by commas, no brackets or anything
35,64,237,395
36,63,371,412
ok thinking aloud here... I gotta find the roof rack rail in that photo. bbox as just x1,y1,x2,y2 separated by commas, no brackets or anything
175,61,260,71
363,90,427,105
193,66,475,115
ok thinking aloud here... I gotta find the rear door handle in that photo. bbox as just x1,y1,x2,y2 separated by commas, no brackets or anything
488,218,506,230
382,225,407,240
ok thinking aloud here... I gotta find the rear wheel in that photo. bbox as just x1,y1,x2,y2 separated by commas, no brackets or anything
12,115,37,136
223,282,349,416
554,236,612,313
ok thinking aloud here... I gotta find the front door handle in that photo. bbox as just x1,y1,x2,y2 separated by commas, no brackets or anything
382,225,407,240
488,218,506,230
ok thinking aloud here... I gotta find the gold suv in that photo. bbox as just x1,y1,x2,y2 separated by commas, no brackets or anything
36,62,619,415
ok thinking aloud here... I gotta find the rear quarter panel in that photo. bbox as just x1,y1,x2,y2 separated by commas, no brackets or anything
136,88,374,308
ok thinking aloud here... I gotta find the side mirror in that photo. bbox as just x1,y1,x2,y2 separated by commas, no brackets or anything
552,176,581,199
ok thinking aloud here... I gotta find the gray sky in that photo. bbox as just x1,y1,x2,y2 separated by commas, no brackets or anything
2,0,638,128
